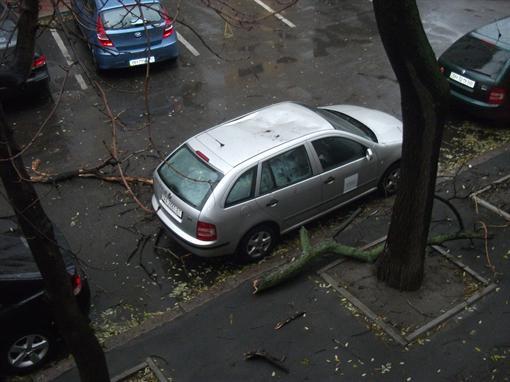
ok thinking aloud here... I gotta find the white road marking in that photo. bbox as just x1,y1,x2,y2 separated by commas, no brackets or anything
50,29,88,90
252,0,296,28
177,32,200,56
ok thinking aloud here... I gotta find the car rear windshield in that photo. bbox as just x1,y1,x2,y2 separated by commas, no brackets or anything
442,34,510,79
315,108,378,142
158,145,223,210
101,3,163,30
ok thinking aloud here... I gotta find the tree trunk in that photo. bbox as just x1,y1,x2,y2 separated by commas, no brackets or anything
0,106,110,382
373,0,449,290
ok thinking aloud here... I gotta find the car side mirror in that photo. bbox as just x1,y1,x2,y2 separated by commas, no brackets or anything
366,148,373,161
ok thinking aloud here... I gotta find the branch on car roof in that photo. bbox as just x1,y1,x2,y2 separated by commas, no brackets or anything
251,227,487,294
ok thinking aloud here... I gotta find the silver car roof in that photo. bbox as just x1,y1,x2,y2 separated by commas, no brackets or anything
193,102,333,168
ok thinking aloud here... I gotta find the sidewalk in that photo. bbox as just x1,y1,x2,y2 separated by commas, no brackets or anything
54,147,510,381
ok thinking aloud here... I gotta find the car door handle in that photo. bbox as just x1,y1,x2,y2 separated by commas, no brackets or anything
324,176,335,185
266,199,279,207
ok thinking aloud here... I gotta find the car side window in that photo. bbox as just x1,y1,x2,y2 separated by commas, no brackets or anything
312,137,365,171
225,167,257,207
260,146,312,194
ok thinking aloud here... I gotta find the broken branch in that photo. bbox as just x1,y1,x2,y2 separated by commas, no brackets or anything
252,227,486,294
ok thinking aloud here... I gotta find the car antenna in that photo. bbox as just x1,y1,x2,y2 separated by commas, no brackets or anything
495,20,502,42
214,137,225,147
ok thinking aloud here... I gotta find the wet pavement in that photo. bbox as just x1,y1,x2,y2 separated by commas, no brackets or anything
1,0,510,339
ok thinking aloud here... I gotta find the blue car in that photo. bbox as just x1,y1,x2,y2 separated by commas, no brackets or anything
72,0,179,70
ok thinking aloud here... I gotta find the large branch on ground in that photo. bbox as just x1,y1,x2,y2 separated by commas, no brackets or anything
29,158,153,185
252,227,485,294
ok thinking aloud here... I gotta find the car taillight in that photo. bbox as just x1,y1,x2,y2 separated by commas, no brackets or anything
32,54,46,69
488,87,506,105
96,16,114,47
71,273,82,296
162,9,174,38
196,221,217,241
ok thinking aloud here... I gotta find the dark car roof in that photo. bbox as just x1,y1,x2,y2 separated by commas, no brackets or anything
0,219,75,280
474,16,510,47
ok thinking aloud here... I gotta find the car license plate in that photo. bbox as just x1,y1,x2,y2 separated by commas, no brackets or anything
449,71,475,88
161,194,183,218
129,56,155,66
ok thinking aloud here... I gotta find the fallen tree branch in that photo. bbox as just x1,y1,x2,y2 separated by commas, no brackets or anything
252,227,486,294
274,311,305,330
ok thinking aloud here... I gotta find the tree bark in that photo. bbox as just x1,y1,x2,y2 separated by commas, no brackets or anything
0,106,109,381
373,0,450,290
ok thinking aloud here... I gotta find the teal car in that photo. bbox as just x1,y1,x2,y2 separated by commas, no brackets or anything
438,16,510,121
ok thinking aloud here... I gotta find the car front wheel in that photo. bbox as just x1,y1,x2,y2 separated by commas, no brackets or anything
379,162,400,196
237,224,277,263
1,330,54,374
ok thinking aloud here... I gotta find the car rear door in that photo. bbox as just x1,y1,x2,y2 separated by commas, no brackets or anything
255,145,323,232
310,136,378,212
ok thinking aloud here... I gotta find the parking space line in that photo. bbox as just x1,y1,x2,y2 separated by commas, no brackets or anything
50,29,88,90
177,32,200,57
252,0,296,28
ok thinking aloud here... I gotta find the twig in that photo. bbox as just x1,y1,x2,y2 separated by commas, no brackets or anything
478,221,496,274
274,311,306,330
95,81,153,213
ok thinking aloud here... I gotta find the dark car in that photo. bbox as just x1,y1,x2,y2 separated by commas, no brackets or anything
438,16,510,121
0,2,50,93
0,219,90,375
72,0,179,70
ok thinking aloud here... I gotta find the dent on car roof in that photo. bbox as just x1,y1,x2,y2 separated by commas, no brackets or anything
195,102,332,167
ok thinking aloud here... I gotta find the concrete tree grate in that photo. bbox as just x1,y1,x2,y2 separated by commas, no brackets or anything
318,241,497,346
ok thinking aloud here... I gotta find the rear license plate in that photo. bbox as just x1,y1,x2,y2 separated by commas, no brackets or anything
161,194,183,218
449,71,475,88
129,56,155,66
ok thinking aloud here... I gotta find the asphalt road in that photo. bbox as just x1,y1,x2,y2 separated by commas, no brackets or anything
1,0,510,329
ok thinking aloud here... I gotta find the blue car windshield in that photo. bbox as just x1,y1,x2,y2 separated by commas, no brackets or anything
101,3,163,30
158,145,223,210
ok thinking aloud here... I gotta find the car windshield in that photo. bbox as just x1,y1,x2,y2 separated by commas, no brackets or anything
101,3,163,30
314,108,378,142
442,34,510,79
158,145,223,210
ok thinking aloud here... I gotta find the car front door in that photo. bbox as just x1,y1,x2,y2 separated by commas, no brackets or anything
255,145,322,232
311,136,378,212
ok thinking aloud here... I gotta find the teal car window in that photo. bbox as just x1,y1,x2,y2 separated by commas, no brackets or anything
260,146,312,194
225,167,257,207
312,137,365,171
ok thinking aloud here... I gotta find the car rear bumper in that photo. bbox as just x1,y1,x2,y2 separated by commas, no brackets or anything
94,38,179,70
152,195,233,257
450,88,509,121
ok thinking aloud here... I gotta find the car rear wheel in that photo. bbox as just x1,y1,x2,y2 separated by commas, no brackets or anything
1,330,54,374
379,162,400,196
237,224,277,263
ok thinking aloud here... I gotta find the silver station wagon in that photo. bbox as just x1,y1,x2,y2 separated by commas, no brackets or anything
152,102,402,261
